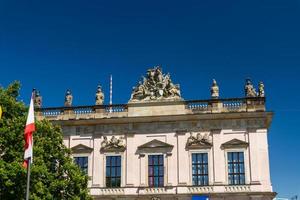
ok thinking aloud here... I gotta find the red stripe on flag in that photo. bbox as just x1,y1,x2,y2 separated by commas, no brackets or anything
24,123,35,134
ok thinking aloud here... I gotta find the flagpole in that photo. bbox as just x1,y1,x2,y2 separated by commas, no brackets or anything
25,158,31,200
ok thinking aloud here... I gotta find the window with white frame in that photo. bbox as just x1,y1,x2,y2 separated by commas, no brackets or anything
192,153,209,186
227,152,245,185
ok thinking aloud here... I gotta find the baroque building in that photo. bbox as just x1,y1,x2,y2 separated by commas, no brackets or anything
36,67,275,200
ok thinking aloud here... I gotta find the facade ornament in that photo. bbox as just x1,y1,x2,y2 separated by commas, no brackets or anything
101,136,126,152
186,132,212,148
95,85,104,105
129,66,182,102
244,79,257,97
64,89,73,107
210,79,219,99
151,197,160,200
33,89,42,108
258,81,265,97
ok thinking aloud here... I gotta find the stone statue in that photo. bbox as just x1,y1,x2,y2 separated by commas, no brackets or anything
258,81,265,97
245,79,257,97
129,66,182,102
95,85,104,105
210,79,219,99
187,133,196,146
101,136,109,148
64,89,73,107
34,90,42,108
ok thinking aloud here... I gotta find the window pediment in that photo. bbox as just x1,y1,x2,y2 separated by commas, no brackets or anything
138,139,173,150
71,144,93,153
186,132,212,149
221,139,248,149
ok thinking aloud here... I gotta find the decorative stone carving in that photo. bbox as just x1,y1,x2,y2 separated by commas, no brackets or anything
129,66,182,102
258,81,265,97
210,79,219,99
95,85,104,105
101,136,126,152
64,89,73,107
245,79,257,97
151,197,160,200
34,90,42,108
186,132,212,149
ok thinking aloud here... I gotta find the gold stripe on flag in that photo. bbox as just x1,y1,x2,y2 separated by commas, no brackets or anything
0,106,2,119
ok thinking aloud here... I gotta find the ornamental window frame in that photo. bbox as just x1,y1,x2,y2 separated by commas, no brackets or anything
103,152,125,188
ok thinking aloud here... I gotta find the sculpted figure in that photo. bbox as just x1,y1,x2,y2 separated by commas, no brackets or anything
258,81,265,97
95,85,104,105
187,133,196,146
34,90,42,108
64,89,73,107
210,79,219,99
245,79,257,97
129,66,182,101
101,136,108,148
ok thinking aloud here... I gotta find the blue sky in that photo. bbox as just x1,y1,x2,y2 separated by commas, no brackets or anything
0,0,300,198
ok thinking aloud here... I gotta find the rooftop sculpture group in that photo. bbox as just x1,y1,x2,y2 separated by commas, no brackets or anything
129,66,182,102
245,79,265,97
33,67,266,108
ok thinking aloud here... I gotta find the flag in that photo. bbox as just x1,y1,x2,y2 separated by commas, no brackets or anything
23,92,36,168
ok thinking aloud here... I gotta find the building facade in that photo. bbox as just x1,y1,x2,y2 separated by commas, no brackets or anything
36,67,275,200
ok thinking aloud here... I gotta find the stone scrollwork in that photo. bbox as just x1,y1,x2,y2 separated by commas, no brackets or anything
129,66,182,102
101,136,126,152
186,132,212,149
151,197,160,200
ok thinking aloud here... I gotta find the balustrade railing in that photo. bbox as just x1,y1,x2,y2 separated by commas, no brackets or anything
37,97,265,119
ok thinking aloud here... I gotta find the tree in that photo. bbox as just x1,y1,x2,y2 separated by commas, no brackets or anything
0,82,92,200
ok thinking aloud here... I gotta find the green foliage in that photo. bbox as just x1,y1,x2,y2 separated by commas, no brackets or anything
0,82,92,200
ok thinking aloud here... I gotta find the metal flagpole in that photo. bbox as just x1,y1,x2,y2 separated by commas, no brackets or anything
25,157,31,200
109,75,112,113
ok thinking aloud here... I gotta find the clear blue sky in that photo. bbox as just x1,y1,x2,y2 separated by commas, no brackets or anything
0,0,299,198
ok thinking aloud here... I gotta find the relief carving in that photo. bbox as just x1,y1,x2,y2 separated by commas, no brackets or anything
101,136,126,152
186,132,212,149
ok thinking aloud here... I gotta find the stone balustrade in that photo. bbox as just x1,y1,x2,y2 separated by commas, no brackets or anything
36,97,265,120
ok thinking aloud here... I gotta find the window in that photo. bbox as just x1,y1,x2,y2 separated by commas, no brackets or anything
192,153,209,186
74,156,88,174
106,156,121,187
148,155,164,187
227,152,245,185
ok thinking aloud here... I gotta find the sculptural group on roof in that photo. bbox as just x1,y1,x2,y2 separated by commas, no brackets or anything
130,66,182,102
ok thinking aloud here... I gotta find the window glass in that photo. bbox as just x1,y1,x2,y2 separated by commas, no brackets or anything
74,156,88,174
106,156,121,187
227,152,245,185
148,155,164,187
192,153,209,186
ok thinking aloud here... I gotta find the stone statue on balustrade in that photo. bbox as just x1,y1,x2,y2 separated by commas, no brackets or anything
186,132,212,148
34,89,42,108
258,81,265,97
64,89,73,107
101,136,126,152
210,79,219,99
129,66,182,102
245,79,257,97
95,85,104,105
